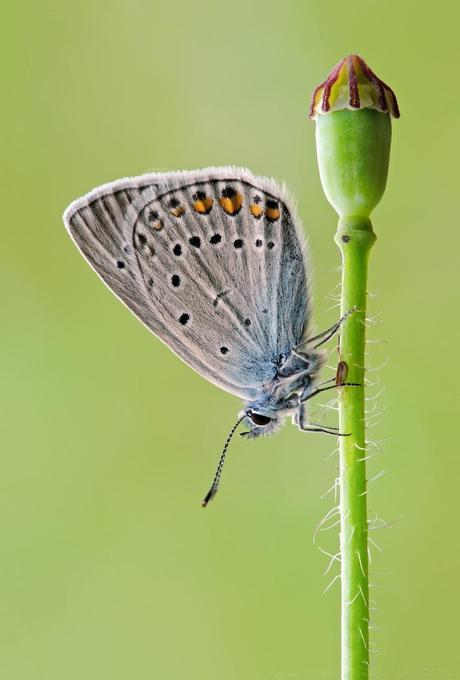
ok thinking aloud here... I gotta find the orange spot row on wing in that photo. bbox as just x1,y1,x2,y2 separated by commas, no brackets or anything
153,194,281,222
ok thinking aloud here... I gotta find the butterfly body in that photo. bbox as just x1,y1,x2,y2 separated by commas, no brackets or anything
239,348,324,437
64,167,326,441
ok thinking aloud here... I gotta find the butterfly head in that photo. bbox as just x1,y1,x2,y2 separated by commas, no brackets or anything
240,408,282,439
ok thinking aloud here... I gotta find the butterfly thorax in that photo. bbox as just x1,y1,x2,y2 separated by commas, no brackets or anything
240,348,324,437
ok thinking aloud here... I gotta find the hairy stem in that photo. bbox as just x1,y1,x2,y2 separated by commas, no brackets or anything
335,216,376,680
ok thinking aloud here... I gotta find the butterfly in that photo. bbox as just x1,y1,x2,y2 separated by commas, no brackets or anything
63,167,350,505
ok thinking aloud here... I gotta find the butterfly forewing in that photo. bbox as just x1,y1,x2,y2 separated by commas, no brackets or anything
64,167,310,400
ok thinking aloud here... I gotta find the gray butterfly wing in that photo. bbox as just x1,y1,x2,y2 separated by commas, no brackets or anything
63,174,164,317
63,172,251,398
63,167,311,401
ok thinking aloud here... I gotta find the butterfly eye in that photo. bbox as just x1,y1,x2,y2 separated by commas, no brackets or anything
249,412,272,426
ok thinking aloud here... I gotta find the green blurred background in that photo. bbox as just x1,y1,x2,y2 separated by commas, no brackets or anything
2,1,459,677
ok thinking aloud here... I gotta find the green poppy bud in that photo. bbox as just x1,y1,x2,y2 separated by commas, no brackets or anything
310,55,399,221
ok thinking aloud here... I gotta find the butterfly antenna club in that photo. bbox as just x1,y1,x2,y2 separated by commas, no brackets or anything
201,415,246,507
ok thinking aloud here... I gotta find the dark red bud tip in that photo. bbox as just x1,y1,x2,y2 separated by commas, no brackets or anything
309,54,400,120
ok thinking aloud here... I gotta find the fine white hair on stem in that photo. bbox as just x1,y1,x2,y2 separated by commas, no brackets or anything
355,358,389,372
323,551,342,576
368,537,384,554
364,417,384,431
360,318,383,329
320,405,339,416
364,377,382,388
364,409,384,429
361,310,384,325
365,398,385,413
323,574,341,594
356,550,366,577
357,452,379,463
326,287,341,299
359,627,368,650
320,477,340,501
365,385,386,400
358,585,367,605
363,358,389,372
365,402,386,417
319,398,339,412
313,506,340,542
326,292,341,302
320,516,342,532
365,400,380,415
324,446,339,462
364,421,381,433
367,469,388,486
355,443,366,452
319,547,341,562
325,302,341,312
345,591,360,606
377,515,403,529
366,438,386,449
367,513,401,532
319,481,336,500
355,441,385,452
348,525,355,546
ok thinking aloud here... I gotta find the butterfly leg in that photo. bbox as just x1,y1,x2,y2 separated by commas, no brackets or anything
299,381,360,404
295,307,356,352
296,403,350,436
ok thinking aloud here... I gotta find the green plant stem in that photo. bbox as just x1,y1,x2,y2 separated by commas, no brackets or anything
335,216,376,680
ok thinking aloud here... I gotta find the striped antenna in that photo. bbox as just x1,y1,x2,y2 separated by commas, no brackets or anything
201,415,246,507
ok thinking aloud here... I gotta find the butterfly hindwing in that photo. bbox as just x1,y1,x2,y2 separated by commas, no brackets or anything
64,167,310,400
63,174,167,327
